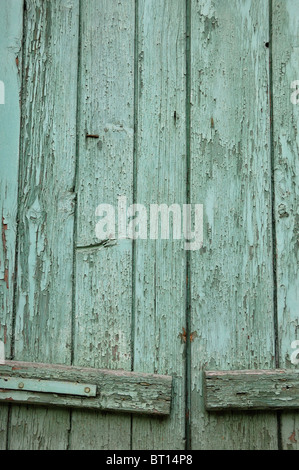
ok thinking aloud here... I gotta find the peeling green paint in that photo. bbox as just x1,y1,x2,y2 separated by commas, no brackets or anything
0,0,298,451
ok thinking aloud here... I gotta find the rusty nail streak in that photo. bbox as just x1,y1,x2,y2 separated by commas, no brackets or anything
4,268,9,289
289,431,297,444
180,327,187,343
2,218,9,289
86,134,99,139
190,331,197,343
211,117,214,128
2,217,7,254
180,328,197,343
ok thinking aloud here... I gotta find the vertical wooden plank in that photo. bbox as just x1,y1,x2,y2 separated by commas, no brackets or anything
8,0,79,450
190,0,278,449
0,0,24,449
69,0,135,450
132,0,187,450
272,0,299,450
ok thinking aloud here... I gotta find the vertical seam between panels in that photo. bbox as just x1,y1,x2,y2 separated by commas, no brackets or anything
130,0,139,451
68,0,82,451
186,0,192,452
269,0,283,450
7,0,27,451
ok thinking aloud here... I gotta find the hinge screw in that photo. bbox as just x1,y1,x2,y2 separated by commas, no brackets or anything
84,387,91,394
18,382,24,389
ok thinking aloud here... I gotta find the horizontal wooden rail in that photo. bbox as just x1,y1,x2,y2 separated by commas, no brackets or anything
0,361,172,416
205,369,299,411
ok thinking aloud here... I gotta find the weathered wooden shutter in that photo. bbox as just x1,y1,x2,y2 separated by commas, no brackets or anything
0,0,298,450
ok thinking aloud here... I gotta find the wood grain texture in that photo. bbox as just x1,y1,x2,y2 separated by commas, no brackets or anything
190,0,278,449
8,0,79,450
0,0,24,450
272,0,299,450
1,0,298,450
132,0,187,450
70,0,135,450
0,361,172,415
205,369,299,410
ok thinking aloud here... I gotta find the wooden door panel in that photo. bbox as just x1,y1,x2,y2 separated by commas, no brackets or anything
190,0,278,449
70,0,135,450
132,0,187,450
0,0,24,450
273,0,299,450
7,0,79,450
0,0,298,451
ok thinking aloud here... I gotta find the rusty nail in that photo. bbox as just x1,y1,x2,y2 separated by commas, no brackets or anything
86,134,99,139
18,382,24,389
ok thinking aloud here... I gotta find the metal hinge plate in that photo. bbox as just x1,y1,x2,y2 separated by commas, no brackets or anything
0,376,96,397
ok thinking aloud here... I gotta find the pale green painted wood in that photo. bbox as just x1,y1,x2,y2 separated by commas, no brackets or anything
205,370,299,410
8,0,79,450
70,0,135,450
132,0,187,450
272,0,299,450
0,361,172,415
1,0,298,451
190,0,278,449
0,0,24,450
